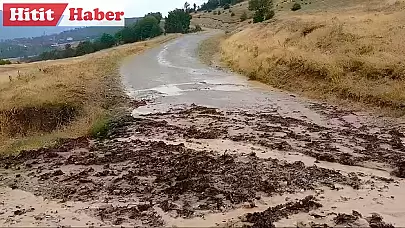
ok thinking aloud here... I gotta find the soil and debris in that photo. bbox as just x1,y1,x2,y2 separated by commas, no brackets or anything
1,104,404,227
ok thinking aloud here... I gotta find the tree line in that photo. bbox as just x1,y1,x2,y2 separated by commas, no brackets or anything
31,9,194,62
0,59,12,65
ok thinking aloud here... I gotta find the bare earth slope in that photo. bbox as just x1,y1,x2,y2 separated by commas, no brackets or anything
1,33,404,227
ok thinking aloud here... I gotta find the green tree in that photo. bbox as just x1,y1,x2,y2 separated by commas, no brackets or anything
133,16,163,41
0,59,12,65
146,12,163,22
62,43,76,58
115,26,137,44
99,33,116,49
76,41,95,56
164,9,192,34
248,0,274,23
184,2,190,10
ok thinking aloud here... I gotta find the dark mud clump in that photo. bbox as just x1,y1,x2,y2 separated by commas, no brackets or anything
184,125,226,139
0,137,89,169
366,213,395,228
131,105,405,175
391,160,405,178
243,195,322,228
0,136,359,224
333,211,362,225
95,204,164,226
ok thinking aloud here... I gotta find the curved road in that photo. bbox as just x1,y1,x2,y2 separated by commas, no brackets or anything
121,32,331,127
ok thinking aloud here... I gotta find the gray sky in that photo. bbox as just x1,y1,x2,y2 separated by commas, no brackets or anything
0,0,207,17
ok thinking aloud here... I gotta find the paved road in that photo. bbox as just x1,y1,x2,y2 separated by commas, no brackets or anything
121,32,335,127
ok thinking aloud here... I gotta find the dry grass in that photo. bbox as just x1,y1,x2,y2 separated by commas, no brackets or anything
221,0,405,114
198,32,228,66
192,1,254,32
0,34,179,154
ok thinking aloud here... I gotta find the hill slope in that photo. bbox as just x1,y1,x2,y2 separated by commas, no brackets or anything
199,0,405,113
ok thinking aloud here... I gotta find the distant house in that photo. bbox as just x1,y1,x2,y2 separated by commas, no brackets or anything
66,37,73,41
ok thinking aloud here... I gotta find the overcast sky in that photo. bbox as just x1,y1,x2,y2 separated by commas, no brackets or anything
0,0,207,17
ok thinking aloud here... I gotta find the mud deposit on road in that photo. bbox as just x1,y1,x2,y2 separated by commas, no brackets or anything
0,105,404,227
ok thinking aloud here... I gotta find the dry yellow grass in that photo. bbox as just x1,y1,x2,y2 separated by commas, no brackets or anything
192,1,253,32
0,34,179,154
221,0,405,113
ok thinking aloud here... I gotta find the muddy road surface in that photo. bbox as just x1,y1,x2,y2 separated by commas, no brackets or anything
1,32,405,227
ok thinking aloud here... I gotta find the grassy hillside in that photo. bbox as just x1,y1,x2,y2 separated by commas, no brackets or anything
192,1,253,32
0,35,178,154
199,0,405,114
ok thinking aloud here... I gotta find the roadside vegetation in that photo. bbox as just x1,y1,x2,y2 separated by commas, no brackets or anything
249,0,275,23
30,13,164,62
196,0,405,114
0,4,198,154
0,35,179,154
199,0,245,11
222,0,405,113
0,59,12,65
30,9,197,62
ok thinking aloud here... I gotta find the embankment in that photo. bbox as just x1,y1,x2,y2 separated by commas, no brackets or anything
0,35,179,153
220,0,405,114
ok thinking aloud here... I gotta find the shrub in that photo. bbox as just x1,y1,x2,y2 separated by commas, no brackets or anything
165,9,192,34
0,59,12,65
190,24,203,33
218,11,222,15
224,3,231,9
265,10,275,20
231,12,236,16
291,3,301,11
240,11,248,21
253,10,264,23
90,115,111,139
213,11,217,15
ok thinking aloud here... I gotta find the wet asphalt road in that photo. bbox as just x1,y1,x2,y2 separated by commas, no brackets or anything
120,32,331,126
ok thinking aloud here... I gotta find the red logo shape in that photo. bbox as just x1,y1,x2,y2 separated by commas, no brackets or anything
3,3,68,26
